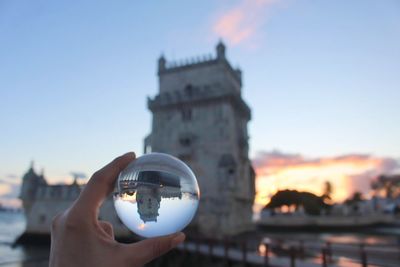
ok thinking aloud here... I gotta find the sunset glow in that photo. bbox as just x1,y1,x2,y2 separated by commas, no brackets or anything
0,185,11,196
253,151,399,213
137,223,147,230
213,0,280,45
121,192,137,202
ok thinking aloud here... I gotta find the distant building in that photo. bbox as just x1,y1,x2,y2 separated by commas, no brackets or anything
145,41,255,236
19,165,130,237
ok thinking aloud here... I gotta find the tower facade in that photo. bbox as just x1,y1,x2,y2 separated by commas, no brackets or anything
145,42,255,236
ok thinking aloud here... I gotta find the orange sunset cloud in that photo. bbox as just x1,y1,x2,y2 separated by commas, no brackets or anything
213,0,281,45
252,151,400,213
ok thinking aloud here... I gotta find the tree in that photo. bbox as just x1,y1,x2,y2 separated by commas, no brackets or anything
345,191,363,205
371,175,400,199
322,181,333,203
263,190,330,215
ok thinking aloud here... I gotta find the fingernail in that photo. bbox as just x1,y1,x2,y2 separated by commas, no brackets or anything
124,152,136,159
171,232,185,247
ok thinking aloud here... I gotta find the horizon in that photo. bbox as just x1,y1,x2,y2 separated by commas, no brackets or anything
1,0,400,209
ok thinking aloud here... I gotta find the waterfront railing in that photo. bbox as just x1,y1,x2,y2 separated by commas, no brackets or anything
176,236,400,267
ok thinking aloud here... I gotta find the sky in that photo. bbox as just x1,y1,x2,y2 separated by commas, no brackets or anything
1,0,399,208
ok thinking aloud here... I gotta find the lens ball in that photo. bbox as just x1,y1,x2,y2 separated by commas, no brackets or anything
113,153,200,238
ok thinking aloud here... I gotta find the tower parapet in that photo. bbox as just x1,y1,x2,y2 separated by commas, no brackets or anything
161,53,214,70
157,41,242,94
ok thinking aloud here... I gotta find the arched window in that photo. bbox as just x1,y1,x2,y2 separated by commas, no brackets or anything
218,154,236,189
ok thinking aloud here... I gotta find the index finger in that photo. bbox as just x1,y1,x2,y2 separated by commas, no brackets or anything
73,152,135,217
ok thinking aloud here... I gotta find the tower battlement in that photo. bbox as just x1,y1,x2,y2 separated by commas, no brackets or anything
161,53,214,70
157,41,242,94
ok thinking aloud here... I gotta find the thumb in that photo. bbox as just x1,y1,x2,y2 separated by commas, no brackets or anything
122,232,185,266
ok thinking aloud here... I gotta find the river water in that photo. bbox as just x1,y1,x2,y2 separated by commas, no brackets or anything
0,211,399,266
0,212,48,267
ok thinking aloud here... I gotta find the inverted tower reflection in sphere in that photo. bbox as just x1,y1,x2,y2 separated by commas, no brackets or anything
113,153,200,238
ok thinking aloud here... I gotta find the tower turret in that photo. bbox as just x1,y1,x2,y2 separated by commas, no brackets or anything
216,40,226,60
19,162,47,213
158,54,166,74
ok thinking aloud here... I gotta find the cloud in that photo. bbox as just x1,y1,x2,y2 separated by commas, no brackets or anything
0,174,20,196
213,0,281,46
0,173,22,206
1,174,20,185
0,177,21,207
0,182,19,199
252,150,400,212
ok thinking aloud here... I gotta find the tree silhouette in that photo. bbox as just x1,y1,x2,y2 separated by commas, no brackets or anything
345,191,363,205
263,190,330,215
371,174,400,199
322,181,333,202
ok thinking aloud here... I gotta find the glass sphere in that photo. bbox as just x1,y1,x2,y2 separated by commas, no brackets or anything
113,152,200,238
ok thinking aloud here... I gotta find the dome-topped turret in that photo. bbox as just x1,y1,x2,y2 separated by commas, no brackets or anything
216,40,226,60
158,54,166,73
22,168,35,180
19,162,47,212
22,163,46,184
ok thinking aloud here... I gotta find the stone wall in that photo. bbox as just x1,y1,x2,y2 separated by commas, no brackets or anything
23,184,131,237
159,60,241,95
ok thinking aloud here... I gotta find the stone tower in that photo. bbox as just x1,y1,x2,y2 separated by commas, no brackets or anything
145,41,255,237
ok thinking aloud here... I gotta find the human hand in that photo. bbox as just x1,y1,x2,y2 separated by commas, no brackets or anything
49,152,185,267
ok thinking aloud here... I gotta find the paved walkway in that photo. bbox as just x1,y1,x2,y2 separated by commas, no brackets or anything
177,242,322,267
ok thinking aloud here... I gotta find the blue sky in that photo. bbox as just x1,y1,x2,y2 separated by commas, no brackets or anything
0,0,399,205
